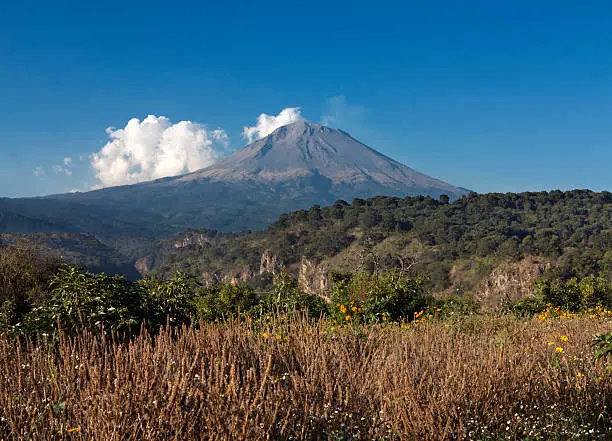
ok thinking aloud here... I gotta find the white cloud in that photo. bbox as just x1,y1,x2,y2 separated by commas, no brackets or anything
90,115,229,188
49,156,74,176
242,107,304,143
52,164,72,176
34,167,45,177
321,95,365,128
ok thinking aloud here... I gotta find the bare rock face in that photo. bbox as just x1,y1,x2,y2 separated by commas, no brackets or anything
260,249,280,275
135,255,154,275
239,269,253,282
477,256,551,311
174,232,209,249
298,257,330,302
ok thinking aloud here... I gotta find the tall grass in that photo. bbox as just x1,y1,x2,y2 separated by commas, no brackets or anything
1,315,611,440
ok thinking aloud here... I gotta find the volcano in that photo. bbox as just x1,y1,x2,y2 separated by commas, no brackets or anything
0,121,468,237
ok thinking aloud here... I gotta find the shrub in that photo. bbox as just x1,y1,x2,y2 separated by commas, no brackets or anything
20,266,143,336
500,296,546,317
329,270,428,323
534,276,612,312
193,281,258,321
0,246,59,329
593,332,612,363
259,271,327,318
139,272,197,328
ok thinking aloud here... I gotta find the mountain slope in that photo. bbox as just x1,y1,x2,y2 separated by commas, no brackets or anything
180,121,464,198
0,122,467,237
0,233,140,279
0,208,68,233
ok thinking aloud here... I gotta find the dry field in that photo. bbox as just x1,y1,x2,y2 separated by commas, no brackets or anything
1,314,611,440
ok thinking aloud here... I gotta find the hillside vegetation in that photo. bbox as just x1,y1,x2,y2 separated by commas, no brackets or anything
148,190,612,303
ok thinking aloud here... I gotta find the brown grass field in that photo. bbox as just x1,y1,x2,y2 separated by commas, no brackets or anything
1,314,611,440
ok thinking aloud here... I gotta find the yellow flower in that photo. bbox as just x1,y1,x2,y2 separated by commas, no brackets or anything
351,306,357,312
382,316,387,321
559,335,569,342
262,332,268,338
339,305,347,313
547,341,554,346
345,315,351,321
555,347,564,353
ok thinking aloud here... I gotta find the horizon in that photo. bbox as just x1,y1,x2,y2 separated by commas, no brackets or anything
2,1,612,197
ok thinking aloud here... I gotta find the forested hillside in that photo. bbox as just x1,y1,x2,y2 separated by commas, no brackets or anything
148,190,612,301
0,233,139,279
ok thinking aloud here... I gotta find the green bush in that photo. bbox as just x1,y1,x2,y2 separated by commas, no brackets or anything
436,293,481,317
259,271,327,318
139,272,197,328
0,246,58,330
499,296,545,318
534,276,612,312
193,281,258,321
329,270,428,323
20,266,143,336
593,332,612,363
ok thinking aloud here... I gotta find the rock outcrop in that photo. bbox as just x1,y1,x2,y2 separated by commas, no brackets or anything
260,249,280,275
174,232,210,249
477,256,551,311
298,257,330,302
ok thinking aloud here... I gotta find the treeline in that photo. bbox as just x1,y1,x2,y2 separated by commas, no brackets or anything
153,190,612,294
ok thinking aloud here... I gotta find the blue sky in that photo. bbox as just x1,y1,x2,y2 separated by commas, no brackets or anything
1,0,611,197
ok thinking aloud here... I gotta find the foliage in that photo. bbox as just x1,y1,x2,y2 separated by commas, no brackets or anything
535,276,612,312
193,281,259,322
139,272,197,328
259,271,327,318
500,275,612,318
21,266,143,336
329,270,428,323
150,190,612,298
0,245,58,327
593,332,612,363
500,296,546,317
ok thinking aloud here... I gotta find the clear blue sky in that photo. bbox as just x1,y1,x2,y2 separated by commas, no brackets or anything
1,0,611,197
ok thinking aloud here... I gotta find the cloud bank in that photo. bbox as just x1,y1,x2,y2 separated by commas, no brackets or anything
90,115,229,187
242,107,304,143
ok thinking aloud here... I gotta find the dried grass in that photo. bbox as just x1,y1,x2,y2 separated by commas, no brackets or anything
1,315,611,440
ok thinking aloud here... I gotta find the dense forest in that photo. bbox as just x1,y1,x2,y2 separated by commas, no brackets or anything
147,190,612,299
